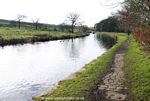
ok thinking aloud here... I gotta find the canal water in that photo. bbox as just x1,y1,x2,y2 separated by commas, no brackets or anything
0,34,109,101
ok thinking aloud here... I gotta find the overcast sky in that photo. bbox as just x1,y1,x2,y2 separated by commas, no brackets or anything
0,0,124,27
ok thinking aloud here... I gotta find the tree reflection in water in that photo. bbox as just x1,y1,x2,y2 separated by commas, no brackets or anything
61,37,86,59
96,34,117,49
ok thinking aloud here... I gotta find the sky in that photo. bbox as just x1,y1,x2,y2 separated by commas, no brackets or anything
0,0,124,27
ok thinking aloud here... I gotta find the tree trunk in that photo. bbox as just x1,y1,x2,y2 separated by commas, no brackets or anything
35,24,38,30
18,21,21,29
71,24,74,33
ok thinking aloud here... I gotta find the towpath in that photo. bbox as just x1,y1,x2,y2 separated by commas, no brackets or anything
95,40,130,101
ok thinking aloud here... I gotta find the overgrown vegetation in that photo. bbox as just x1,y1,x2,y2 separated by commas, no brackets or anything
124,37,150,101
34,33,127,101
119,0,150,51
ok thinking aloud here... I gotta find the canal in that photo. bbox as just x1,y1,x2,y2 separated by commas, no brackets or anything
0,34,110,101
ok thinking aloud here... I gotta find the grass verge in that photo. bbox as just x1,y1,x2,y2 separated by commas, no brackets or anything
124,37,150,101
33,33,127,101
0,27,88,46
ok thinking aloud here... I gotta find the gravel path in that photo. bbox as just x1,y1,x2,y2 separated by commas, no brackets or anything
95,40,130,101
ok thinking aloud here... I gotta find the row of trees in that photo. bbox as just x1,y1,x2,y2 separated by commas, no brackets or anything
118,0,150,50
95,16,120,32
95,15,128,33
15,13,88,33
96,0,150,51
16,14,40,30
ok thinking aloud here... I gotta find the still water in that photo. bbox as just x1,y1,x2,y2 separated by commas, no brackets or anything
0,34,108,101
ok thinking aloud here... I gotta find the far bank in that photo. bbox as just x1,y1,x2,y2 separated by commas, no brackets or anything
0,27,89,46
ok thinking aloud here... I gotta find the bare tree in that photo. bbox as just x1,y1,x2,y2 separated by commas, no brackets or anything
118,0,150,28
32,18,40,30
118,0,150,50
17,14,26,29
66,12,80,33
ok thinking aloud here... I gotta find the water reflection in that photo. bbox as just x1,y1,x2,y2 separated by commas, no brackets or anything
96,34,117,49
0,34,107,101
62,37,86,59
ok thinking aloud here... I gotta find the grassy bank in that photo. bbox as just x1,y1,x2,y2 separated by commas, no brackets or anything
34,33,127,101
0,27,88,46
124,37,150,101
